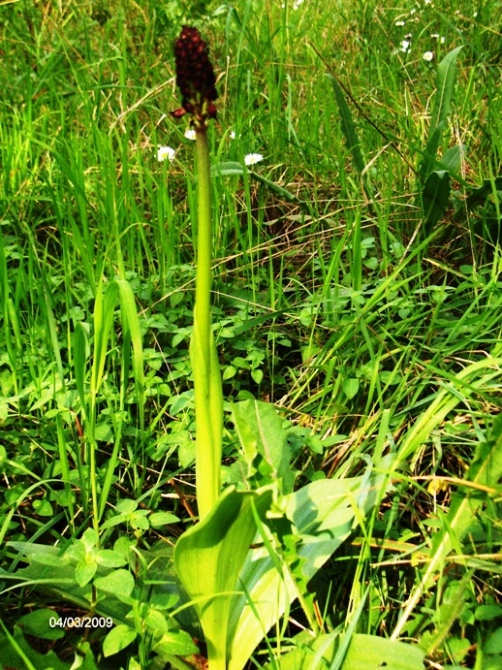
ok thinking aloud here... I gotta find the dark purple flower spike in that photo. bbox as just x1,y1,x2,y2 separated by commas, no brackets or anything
171,26,218,127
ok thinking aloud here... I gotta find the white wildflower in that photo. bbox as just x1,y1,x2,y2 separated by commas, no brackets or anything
244,153,264,166
184,128,196,140
395,20,406,26
423,51,434,61
157,146,176,162
400,39,411,52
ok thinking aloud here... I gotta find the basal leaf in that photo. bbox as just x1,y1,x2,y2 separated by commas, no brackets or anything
430,46,464,134
226,455,396,670
438,144,466,173
343,634,425,670
419,46,463,182
422,169,451,229
174,486,274,670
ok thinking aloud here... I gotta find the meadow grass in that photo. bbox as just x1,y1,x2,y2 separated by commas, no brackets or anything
1,0,501,668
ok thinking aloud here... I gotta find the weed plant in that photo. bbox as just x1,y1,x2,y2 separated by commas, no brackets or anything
0,0,501,669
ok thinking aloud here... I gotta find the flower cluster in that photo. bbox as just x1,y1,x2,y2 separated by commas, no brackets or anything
171,26,218,127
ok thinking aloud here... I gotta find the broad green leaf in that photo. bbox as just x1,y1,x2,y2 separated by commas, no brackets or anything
95,549,128,568
232,400,295,493
82,527,99,548
0,624,68,670
266,629,424,670
174,486,274,670
94,421,113,442
343,634,425,670
32,499,54,517
226,456,395,670
419,46,463,181
251,369,263,385
430,47,464,135
145,609,168,636
116,499,138,514
94,569,135,600
75,561,97,587
149,512,181,528
422,169,451,229
7,542,64,567
17,609,65,641
103,624,137,657
100,514,127,530
342,378,359,400
1,558,132,629
438,144,465,173
153,628,200,658
485,629,502,655
475,605,502,621
327,74,365,175
266,631,336,669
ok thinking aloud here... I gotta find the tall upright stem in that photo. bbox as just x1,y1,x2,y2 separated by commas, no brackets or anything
192,124,223,520
194,126,212,365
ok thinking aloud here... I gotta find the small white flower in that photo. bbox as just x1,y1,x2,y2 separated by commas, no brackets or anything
395,20,406,26
184,128,196,140
157,146,176,162
430,33,439,38
410,8,416,14
293,0,304,8
423,51,434,61
440,36,445,43
229,131,236,140
424,0,432,4
400,39,411,52
244,153,264,166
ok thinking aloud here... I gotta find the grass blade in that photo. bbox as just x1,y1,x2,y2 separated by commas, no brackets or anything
327,74,366,176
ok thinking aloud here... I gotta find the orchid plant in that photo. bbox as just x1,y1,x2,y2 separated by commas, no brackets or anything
166,26,408,670
170,25,223,522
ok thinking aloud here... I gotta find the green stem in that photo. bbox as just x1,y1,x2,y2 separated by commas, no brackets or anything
195,127,212,369
192,125,223,520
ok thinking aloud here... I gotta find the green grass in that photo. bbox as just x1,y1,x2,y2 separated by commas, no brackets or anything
1,0,501,668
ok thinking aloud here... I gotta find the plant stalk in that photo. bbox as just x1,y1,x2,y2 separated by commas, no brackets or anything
192,124,223,520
